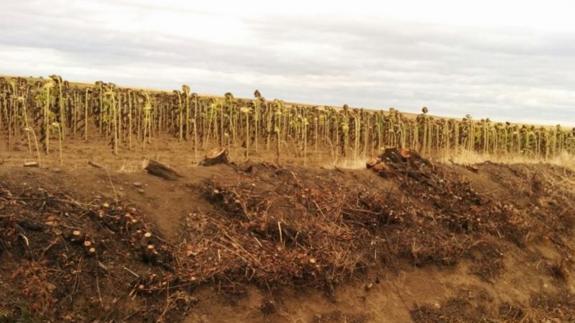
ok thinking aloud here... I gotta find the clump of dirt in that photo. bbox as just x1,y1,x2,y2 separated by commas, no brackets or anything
411,287,494,323
529,290,575,321
411,286,575,322
312,310,369,323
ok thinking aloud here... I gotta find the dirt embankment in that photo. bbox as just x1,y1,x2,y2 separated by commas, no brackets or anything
0,152,574,322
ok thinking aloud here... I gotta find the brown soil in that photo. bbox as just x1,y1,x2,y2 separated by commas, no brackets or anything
0,147,574,322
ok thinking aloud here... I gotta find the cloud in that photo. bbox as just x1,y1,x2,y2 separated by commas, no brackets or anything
0,1,574,126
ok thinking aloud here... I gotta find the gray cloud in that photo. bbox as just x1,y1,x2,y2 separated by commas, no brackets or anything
0,1,574,126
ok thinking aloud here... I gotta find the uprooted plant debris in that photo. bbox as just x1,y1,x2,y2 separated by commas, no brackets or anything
190,148,574,288
1,148,574,321
0,185,194,322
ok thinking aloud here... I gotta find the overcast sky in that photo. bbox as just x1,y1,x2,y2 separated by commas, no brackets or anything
1,0,574,125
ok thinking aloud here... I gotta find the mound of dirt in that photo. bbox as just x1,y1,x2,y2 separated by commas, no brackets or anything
1,150,574,322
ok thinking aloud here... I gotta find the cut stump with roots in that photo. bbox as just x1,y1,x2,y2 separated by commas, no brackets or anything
200,148,230,166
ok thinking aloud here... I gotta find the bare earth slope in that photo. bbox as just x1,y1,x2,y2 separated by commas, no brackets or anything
0,153,574,322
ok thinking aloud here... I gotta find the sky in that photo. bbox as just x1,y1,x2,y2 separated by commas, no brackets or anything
1,0,574,126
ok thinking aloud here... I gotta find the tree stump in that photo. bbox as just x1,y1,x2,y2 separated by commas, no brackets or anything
200,148,230,166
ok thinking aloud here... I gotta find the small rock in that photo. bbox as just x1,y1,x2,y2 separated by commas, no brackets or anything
365,283,374,291
133,182,143,188
260,300,276,315
137,188,145,194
